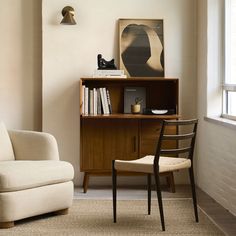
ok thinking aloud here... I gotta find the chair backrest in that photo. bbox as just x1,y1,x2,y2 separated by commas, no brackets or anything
0,122,15,161
154,119,198,166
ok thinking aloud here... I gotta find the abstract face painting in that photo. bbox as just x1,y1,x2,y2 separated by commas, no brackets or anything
119,19,164,77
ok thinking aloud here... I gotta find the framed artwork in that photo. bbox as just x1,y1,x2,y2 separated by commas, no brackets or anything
119,19,164,77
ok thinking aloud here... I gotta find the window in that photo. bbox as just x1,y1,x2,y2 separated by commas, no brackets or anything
223,0,236,120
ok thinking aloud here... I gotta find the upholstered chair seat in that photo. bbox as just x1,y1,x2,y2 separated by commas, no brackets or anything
115,155,191,174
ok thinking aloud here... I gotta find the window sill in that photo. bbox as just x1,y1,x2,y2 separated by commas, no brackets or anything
204,116,236,130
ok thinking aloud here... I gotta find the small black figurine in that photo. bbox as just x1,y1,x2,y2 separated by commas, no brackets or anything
97,54,117,70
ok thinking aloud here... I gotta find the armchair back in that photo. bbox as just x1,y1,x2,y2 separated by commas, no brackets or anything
0,122,15,161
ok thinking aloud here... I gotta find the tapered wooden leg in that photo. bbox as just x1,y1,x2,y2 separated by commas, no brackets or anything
83,172,90,193
0,221,14,229
54,208,69,215
112,160,117,223
166,172,176,193
147,174,151,215
154,168,165,231
189,167,199,222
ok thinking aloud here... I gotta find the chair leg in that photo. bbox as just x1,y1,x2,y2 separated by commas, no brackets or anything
147,174,151,215
166,172,176,193
154,169,165,231
112,160,117,223
189,167,199,222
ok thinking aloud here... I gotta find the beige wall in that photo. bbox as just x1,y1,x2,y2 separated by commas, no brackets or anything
0,0,42,130
42,0,197,186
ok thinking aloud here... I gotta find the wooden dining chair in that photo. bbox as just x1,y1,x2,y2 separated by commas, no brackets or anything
112,119,198,231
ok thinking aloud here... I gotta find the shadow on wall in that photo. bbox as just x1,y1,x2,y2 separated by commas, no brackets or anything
43,81,81,185
21,0,42,131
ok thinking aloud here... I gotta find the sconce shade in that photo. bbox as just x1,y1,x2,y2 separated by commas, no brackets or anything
60,6,76,25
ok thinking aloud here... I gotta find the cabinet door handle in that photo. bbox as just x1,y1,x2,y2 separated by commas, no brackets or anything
133,136,137,152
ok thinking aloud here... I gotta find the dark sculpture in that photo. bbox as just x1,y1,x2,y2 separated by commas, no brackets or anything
97,54,117,70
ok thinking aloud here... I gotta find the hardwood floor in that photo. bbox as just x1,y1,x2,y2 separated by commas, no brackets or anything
74,185,236,236
197,187,236,236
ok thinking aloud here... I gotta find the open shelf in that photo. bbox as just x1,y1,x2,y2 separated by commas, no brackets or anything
81,113,180,119
80,77,179,116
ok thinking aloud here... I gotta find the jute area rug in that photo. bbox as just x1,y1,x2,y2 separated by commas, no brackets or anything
0,199,224,236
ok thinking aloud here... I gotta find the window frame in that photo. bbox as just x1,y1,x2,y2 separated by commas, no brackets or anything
222,0,236,120
222,85,236,120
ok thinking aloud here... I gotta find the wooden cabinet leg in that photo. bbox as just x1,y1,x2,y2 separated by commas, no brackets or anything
0,221,14,228
166,172,175,193
54,208,69,215
83,172,90,193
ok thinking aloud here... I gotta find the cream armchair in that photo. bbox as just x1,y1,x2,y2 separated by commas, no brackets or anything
0,122,74,228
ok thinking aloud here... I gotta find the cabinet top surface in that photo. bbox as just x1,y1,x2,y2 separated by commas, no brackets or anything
81,77,178,82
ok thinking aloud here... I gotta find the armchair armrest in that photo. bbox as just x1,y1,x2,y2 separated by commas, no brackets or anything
8,130,60,161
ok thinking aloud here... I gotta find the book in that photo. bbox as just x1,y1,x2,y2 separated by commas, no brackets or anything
99,88,107,114
102,88,110,114
97,89,102,114
106,89,112,114
93,88,97,115
89,89,94,114
81,85,85,114
93,74,127,78
94,69,124,76
124,87,146,114
84,87,89,115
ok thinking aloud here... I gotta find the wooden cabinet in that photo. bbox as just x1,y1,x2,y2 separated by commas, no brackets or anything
140,120,162,157
81,119,139,171
140,120,177,157
80,77,179,193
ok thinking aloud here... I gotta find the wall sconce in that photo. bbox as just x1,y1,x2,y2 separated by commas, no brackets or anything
60,6,76,25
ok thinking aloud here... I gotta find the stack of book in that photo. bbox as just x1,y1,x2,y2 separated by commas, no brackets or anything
93,69,127,78
81,86,112,115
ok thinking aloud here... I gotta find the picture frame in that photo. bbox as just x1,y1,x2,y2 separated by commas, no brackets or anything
118,19,164,77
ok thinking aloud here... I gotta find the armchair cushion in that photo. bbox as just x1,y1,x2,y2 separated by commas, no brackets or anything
0,161,74,192
0,122,15,161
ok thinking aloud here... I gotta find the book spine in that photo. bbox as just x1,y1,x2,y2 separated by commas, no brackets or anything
97,89,102,114
84,87,89,115
94,69,124,75
89,89,94,114
81,85,85,115
102,88,110,114
99,87,106,114
106,89,112,114
93,88,97,115
93,75,127,78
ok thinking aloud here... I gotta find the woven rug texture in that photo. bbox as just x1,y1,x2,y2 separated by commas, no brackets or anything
0,199,224,236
